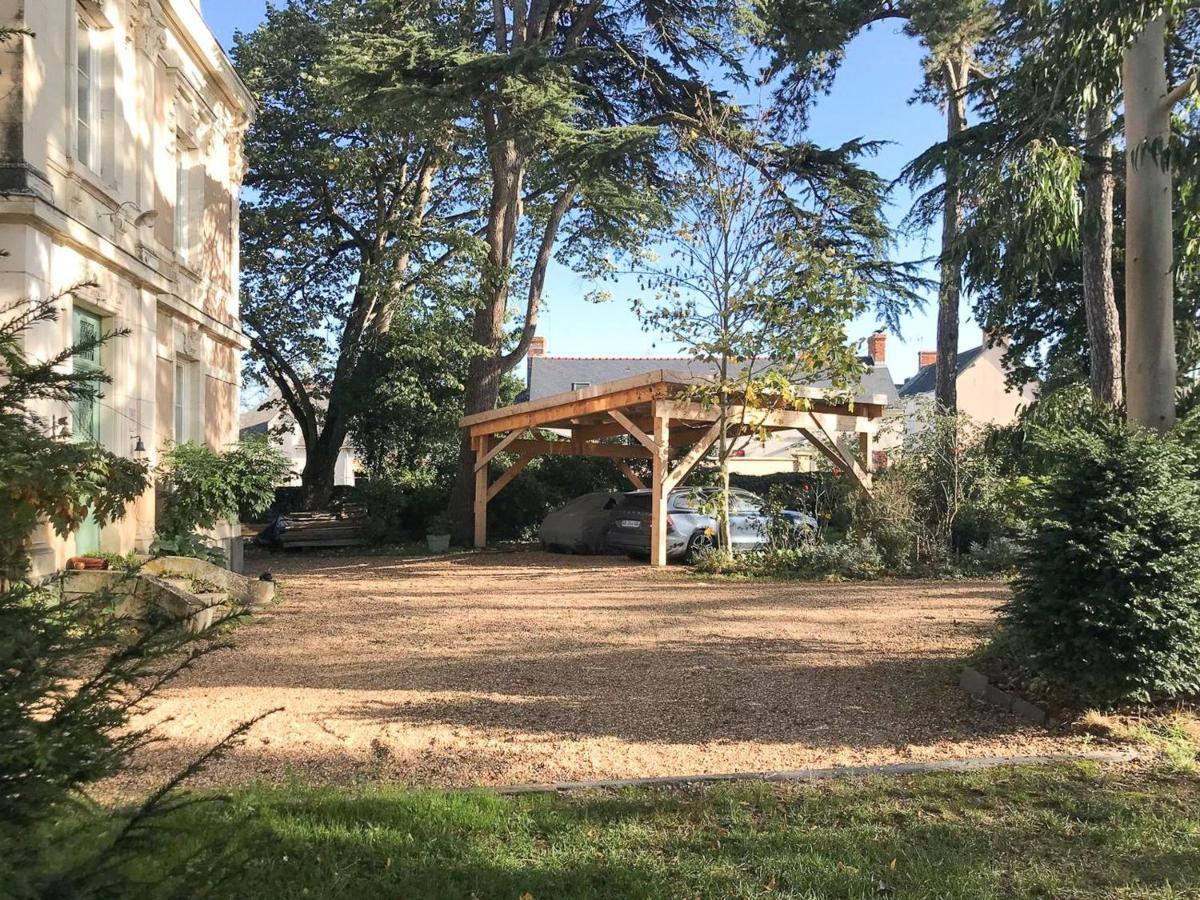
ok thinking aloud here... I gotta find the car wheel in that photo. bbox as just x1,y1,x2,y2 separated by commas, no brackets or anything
686,530,718,563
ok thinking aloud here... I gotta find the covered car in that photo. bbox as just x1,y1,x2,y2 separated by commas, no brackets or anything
539,491,620,554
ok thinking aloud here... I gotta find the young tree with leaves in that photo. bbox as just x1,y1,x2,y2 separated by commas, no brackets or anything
613,106,878,548
0,292,146,584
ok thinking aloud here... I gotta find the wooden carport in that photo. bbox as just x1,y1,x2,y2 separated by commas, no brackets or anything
459,370,888,567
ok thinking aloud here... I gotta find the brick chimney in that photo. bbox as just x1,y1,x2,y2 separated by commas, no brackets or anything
526,336,546,393
918,350,937,369
866,331,886,364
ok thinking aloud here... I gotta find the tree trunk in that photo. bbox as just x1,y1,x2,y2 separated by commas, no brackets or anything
717,410,732,552
300,441,340,510
1122,14,1177,432
935,55,968,413
1080,104,1123,406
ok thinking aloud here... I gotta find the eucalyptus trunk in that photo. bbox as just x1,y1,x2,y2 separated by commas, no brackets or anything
1080,104,1123,406
1122,14,1176,432
935,54,969,413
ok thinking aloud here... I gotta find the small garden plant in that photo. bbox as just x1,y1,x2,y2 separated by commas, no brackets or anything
154,438,291,563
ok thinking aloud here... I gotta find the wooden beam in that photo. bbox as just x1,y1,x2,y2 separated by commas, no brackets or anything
658,399,886,428
508,438,652,460
460,367,889,430
474,427,527,471
572,420,641,441
662,418,723,493
618,461,646,490
487,450,535,502
473,435,489,548
805,410,845,456
461,369,678,428
858,430,873,473
650,404,670,568
468,385,660,438
609,408,660,456
574,420,706,451
798,427,873,494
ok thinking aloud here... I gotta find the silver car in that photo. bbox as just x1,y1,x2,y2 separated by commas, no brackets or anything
604,488,817,561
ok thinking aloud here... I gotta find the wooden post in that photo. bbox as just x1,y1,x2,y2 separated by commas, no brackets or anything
649,404,670,567
473,434,489,548
618,461,646,490
858,429,873,473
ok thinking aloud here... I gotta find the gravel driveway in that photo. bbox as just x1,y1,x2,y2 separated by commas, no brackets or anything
117,550,1087,791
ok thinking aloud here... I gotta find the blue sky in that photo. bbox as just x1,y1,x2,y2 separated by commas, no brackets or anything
203,0,982,383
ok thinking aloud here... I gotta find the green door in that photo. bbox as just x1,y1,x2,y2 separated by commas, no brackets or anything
72,308,103,555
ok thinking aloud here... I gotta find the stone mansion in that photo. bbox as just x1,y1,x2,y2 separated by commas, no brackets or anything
0,0,252,573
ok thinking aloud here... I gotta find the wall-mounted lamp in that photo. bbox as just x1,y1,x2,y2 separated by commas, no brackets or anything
99,201,159,229
131,435,147,457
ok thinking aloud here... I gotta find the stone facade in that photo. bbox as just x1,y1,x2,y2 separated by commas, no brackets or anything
0,0,253,574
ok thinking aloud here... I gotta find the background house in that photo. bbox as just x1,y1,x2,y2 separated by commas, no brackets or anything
523,332,902,475
239,393,357,489
898,338,1036,431
0,0,253,573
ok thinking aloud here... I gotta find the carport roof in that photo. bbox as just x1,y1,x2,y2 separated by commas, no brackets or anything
460,368,889,437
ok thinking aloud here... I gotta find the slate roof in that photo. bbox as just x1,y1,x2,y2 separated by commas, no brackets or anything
527,356,901,407
897,345,986,398
239,420,270,440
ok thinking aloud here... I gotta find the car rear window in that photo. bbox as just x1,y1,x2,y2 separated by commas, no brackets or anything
619,493,652,511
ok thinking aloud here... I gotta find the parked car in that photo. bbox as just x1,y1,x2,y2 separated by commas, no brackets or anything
539,491,620,554
605,488,817,561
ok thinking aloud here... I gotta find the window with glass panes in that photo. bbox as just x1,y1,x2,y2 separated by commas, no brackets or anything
76,17,96,168
174,359,188,442
175,142,190,259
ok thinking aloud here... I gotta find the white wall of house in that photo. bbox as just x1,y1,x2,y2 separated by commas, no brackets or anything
956,349,1036,426
900,342,1036,434
0,0,253,573
240,402,358,490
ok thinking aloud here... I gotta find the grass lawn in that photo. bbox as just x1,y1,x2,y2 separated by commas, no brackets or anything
129,761,1200,899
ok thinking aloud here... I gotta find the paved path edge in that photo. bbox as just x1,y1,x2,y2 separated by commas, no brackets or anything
496,749,1139,794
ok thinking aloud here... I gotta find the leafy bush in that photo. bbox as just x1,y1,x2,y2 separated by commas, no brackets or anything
837,404,1026,574
358,475,449,544
156,438,291,559
965,536,1022,575
1001,413,1200,707
694,539,885,580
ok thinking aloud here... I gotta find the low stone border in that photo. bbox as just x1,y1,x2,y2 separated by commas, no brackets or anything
961,666,1048,724
496,750,1137,795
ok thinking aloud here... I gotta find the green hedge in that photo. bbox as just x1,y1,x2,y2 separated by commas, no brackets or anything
1002,413,1200,707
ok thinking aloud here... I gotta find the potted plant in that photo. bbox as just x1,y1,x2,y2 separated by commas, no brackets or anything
425,512,452,553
